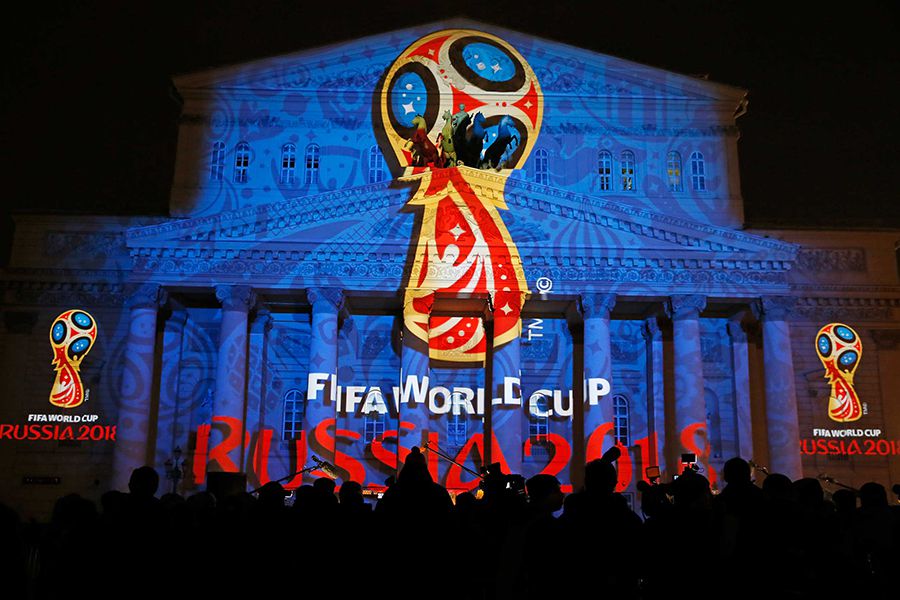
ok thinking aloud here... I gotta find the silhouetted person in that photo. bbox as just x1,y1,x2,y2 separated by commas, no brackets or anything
852,482,896,594
643,469,715,599
562,459,642,598
713,457,763,579
38,494,100,598
0,503,26,599
507,475,565,600
375,447,452,600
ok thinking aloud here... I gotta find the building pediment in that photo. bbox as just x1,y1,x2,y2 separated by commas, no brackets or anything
126,169,796,295
174,19,743,106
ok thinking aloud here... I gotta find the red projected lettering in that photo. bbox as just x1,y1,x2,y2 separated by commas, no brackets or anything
800,438,900,456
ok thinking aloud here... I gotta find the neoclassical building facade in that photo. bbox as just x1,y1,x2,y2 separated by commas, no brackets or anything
2,20,898,518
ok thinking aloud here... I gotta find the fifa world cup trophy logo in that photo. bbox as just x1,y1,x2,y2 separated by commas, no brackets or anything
49,310,97,408
378,29,543,361
815,323,862,423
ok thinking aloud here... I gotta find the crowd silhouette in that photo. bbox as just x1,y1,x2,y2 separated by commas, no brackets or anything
1,454,897,599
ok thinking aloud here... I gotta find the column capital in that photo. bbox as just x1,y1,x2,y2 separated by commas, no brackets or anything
251,309,274,335
870,329,900,350
215,284,256,312
752,296,795,321
167,309,189,329
726,318,747,343
307,287,344,313
125,283,168,310
641,315,661,341
580,293,616,320
666,294,706,321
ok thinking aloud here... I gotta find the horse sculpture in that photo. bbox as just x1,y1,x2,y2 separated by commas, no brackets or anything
457,112,486,168
480,115,519,170
407,114,440,167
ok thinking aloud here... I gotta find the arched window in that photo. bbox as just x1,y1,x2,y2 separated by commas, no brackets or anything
304,144,320,185
364,410,387,443
613,394,630,446
447,411,468,448
280,143,296,185
620,150,635,191
209,141,226,181
282,388,305,441
368,145,386,183
528,393,550,440
666,151,683,192
598,150,612,191
233,141,251,183
534,149,549,185
690,151,706,191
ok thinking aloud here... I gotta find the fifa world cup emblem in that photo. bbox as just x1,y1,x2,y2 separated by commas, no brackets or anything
815,323,862,422
378,29,543,362
49,310,97,408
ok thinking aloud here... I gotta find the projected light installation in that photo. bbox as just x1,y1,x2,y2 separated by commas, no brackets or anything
49,309,97,408
816,323,863,423
379,29,543,362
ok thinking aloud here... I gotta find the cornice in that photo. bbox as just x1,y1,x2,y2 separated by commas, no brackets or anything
126,181,405,243
128,180,793,260
504,178,798,256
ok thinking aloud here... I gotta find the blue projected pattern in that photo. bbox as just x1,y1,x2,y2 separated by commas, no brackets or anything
839,351,858,367
52,322,66,343
390,71,428,128
462,42,516,82
835,326,856,342
817,335,832,357
73,312,93,329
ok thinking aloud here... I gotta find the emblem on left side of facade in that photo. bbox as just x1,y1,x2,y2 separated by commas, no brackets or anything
49,310,97,409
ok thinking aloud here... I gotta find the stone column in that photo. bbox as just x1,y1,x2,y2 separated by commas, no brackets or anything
754,296,801,480
246,309,273,481
665,294,709,473
492,297,525,475
303,288,343,469
208,285,255,474
643,315,667,477
110,283,167,491
398,297,432,471
870,330,900,487
154,307,187,471
727,317,754,461
581,293,616,460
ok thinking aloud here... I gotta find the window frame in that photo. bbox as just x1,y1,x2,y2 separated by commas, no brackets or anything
620,150,636,192
666,151,683,192
282,388,305,441
304,143,320,185
233,141,251,184
690,151,707,191
368,145,386,184
209,141,226,182
598,150,613,191
280,143,297,185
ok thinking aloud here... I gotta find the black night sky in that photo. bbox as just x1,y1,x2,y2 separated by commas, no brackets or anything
3,1,899,263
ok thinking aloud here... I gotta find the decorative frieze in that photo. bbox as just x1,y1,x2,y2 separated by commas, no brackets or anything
3,280,126,307
796,248,866,272
44,231,125,258
793,297,900,322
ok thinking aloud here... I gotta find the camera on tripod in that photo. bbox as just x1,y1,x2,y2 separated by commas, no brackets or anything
481,462,526,496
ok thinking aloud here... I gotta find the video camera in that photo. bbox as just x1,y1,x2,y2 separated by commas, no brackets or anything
481,462,526,496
